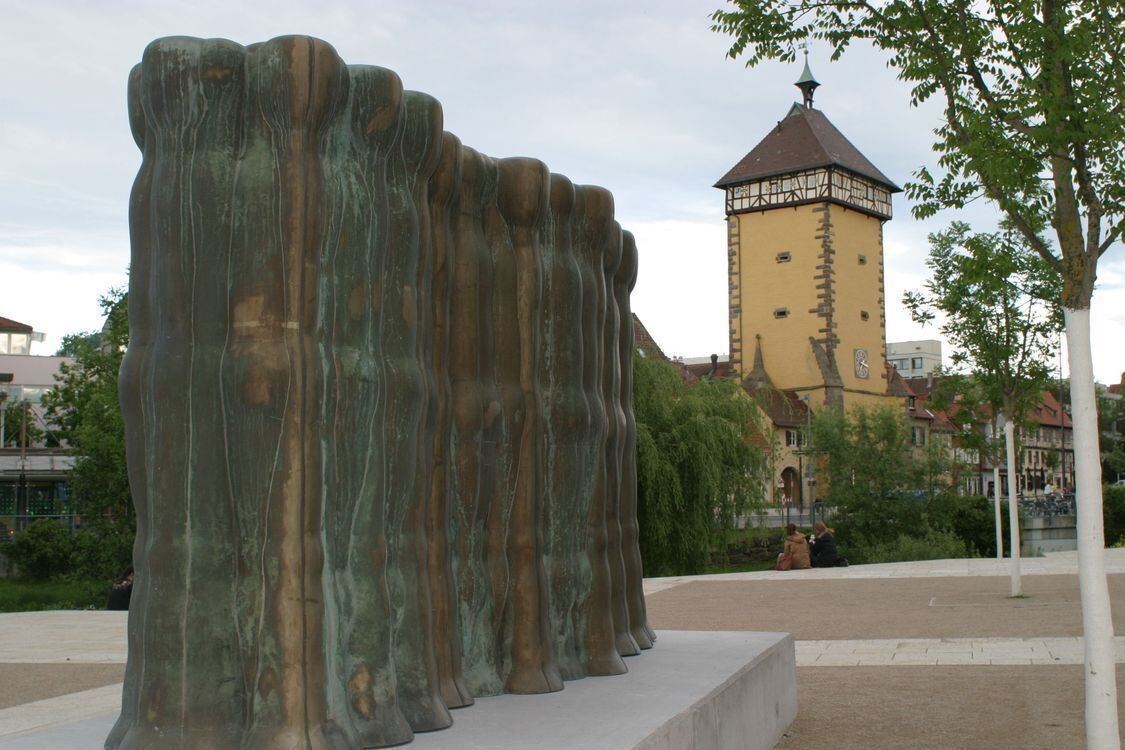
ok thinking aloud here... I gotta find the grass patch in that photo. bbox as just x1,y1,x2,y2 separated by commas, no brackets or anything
0,578,108,612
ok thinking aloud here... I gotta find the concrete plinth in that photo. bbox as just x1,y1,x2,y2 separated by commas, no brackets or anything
1021,514,1078,556
412,630,796,750
0,630,795,750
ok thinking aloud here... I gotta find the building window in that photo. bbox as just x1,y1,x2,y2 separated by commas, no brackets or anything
786,430,804,447
908,396,917,410
0,333,30,355
858,254,867,265
911,357,923,369
776,251,792,263
912,426,926,446
774,308,790,319
860,310,870,321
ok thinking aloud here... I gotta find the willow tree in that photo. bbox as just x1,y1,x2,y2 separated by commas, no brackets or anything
711,2,1124,744
632,353,771,576
905,222,1062,595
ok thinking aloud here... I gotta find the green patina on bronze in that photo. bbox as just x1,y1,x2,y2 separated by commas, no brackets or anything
111,34,652,750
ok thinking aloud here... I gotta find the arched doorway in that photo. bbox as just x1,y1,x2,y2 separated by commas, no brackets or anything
781,466,803,510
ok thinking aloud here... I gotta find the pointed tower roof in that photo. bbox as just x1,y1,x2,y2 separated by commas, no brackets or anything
741,335,774,390
715,106,900,191
796,57,818,85
795,53,819,108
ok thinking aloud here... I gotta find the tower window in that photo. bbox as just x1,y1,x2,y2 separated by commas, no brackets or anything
860,310,870,321
858,254,867,265
776,252,791,263
773,308,790,319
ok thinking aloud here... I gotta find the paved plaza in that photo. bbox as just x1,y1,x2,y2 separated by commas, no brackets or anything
0,550,1123,748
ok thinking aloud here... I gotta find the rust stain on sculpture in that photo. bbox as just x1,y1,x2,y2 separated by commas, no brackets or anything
112,33,651,750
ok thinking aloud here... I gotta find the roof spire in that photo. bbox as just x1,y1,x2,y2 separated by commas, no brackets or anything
742,335,775,391
795,47,819,109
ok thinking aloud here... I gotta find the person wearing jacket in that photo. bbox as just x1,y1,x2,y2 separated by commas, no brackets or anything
810,522,839,568
778,523,811,570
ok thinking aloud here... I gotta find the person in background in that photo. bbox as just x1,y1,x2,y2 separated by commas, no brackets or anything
809,521,839,568
777,523,811,570
106,565,134,611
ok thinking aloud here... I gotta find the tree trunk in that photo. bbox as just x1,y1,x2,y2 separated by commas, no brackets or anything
1003,416,1022,596
992,462,1003,561
1065,307,1121,749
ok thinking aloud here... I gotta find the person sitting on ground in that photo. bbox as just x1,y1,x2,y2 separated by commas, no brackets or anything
106,565,134,611
809,522,839,568
777,523,811,570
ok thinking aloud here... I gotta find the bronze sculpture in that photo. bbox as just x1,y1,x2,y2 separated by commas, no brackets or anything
113,34,652,750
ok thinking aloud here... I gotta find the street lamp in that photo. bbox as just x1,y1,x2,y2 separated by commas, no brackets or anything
798,394,816,525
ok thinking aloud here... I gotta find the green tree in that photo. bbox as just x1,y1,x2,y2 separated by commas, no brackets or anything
633,353,771,576
809,404,918,552
41,288,132,562
0,400,44,448
710,5,1123,739
1100,392,1125,483
904,223,1062,594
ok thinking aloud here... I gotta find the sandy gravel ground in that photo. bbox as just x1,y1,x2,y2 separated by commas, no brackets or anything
645,574,1125,748
646,574,1125,640
0,663,124,709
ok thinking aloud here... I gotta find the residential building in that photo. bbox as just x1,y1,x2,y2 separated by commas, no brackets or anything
0,317,74,537
887,340,942,378
905,376,1073,498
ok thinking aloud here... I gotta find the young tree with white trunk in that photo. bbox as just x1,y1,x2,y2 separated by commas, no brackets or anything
904,223,1062,596
711,1,1124,745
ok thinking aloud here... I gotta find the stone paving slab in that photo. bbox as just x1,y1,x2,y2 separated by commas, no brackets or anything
0,612,127,664
642,548,1125,595
0,684,120,741
796,636,1125,666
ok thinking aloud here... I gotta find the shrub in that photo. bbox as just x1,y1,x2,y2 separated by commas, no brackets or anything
0,520,132,584
1,520,75,580
862,529,971,564
712,525,787,566
1103,485,1125,547
69,527,134,583
927,494,1011,558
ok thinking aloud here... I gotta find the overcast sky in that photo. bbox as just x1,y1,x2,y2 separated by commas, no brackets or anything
3,0,1123,383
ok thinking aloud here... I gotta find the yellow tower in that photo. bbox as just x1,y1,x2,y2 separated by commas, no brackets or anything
716,60,901,411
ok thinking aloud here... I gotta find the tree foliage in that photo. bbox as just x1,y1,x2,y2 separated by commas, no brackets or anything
41,288,132,539
809,403,1011,561
1101,394,1125,483
0,400,44,448
905,222,1061,423
1,519,75,580
633,353,772,576
810,405,919,546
